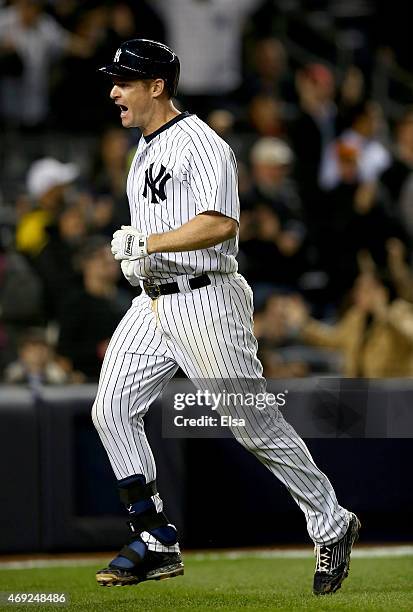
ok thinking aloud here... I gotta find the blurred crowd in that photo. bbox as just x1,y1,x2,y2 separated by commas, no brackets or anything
1,0,413,384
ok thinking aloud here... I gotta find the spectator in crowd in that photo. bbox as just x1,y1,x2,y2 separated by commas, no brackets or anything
206,109,236,140
90,127,131,231
57,236,129,381
94,128,130,200
336,65,366,133
0,1,412,383
16,157,79,257
239,138,308,306
380,107,413,219
0,0,91,128
289,63,337,200
254,293,338,377
231,95,286,161
47,0,80,29
51,1,165,130
386,238,413,304
154,0,264,116
243,137,302,218
0,224,43,372
317,143,406,300
320,99,391,190
3,328,76,385
117,0,165,43
50,1,112,130
50,0,165,43
32,203,87,319
248,94,285,138
284,272,413,377
243,37,292,105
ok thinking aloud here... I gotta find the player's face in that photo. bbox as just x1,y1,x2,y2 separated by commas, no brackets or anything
110,79,153,128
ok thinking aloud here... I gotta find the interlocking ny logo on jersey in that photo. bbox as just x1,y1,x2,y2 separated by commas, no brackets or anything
143,163,171,203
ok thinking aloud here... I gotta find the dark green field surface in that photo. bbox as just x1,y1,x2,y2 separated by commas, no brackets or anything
0,552,412,611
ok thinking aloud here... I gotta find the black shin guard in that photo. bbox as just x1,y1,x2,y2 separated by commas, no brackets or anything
118,475,178,547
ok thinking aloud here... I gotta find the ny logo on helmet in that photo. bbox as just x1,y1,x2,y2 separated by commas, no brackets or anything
143,163,171,203
114,48,121,63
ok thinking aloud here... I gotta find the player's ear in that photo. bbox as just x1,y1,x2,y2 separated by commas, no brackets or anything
152,78,165,99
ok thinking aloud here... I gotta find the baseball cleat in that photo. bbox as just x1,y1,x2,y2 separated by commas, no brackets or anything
95,566,143,587
96,551,184,587
144,551,185,581
313,512,361,595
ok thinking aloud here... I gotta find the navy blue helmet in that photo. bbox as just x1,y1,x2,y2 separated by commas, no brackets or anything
99,39,180,98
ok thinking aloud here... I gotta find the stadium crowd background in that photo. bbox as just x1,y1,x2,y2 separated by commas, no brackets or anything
1,0,413,384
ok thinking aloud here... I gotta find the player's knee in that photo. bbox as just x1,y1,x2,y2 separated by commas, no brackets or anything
91,396,116,435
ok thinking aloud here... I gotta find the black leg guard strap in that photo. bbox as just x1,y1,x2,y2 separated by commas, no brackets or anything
118,544,145,566
118,479,158,505
128,510,177,546
128,509,169,534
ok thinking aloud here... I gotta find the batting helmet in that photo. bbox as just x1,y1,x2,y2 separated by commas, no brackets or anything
99,39,180,98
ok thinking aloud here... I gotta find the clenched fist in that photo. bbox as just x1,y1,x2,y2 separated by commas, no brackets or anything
111,225,148,261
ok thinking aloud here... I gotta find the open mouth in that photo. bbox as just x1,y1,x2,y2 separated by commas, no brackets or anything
117,104,128,117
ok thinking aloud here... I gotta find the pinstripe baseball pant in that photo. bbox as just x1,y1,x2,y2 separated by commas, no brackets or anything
92,272,349,550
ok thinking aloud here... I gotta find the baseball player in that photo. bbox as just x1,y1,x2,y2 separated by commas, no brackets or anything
93,39,360,595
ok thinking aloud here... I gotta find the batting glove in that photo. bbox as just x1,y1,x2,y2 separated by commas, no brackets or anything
111,225,148,261
120,260,141,287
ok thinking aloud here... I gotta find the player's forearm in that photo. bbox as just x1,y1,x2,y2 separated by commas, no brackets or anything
146,213,237,254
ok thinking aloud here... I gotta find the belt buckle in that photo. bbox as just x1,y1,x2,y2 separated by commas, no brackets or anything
144,279,161,300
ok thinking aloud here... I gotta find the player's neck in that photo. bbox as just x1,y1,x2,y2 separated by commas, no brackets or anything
141,102,181,137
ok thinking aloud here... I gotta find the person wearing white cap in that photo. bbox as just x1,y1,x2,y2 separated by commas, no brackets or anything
26,158,79,200
247,137,301,216
16,158,79,256
239,137,306,307
251,136,293,166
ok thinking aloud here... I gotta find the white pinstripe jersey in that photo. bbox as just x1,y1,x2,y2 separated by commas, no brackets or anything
126,112,240,280
94,118,349,553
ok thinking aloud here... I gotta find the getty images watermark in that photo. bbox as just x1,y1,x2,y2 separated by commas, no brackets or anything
160,379,288,438
160,378,413,439
173,388,286,428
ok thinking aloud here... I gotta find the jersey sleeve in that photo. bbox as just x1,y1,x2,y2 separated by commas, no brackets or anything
186,137,240,222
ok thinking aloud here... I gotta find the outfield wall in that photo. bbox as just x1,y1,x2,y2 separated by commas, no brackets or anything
0,381,412,553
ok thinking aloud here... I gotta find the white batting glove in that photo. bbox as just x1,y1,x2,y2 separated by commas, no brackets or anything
111,225,148,261
120,260,141,287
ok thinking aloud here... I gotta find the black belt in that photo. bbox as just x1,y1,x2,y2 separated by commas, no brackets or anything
142,274,211,299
